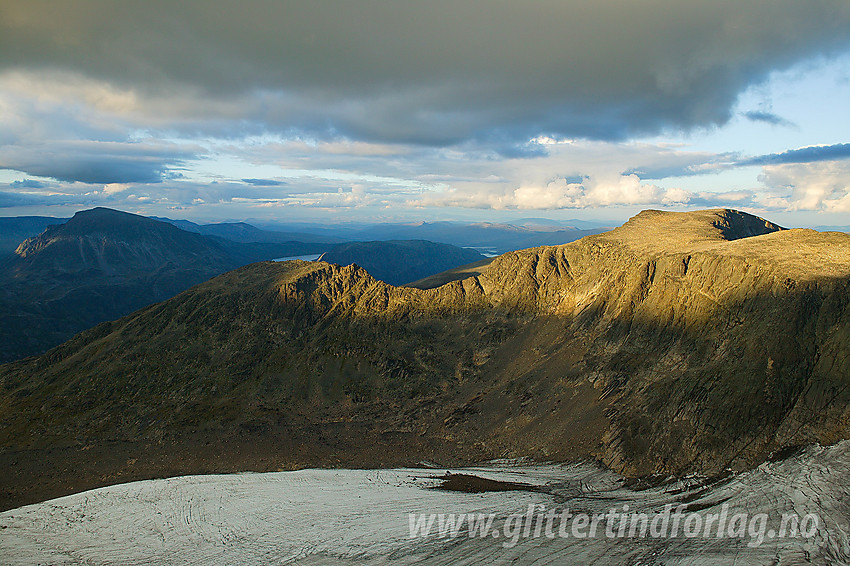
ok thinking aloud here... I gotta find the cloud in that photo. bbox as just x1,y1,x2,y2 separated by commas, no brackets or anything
623,153,736,180
742,110,796,128
241,178,287,187
0,140,195,184
626,142,850,180
0,177,284,212
0,191,44,208
2,1,849,146
759,160,850,212
741,143,850,166
418,173,694,210
2,2,850,221
0,72,202,184
226,137,825,212
10,179,51,189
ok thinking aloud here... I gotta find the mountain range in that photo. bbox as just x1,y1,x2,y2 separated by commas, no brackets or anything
0,209,495,362
1,208,847,510
0,208,328,362
257,220,610,254
151,217,346,245
1,213,614,257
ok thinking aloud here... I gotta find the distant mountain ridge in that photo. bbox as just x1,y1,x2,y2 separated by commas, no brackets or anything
2,208,848,510
151,217,346,244
344,221,609,252
247,219,610,252
319,240,485,285
0,212,608,255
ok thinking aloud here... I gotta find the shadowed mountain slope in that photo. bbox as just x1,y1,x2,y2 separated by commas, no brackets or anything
405,257,495,289
0,208,327,362
1,208,848,510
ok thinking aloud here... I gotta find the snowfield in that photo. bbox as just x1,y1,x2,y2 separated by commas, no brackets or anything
1,442,849,565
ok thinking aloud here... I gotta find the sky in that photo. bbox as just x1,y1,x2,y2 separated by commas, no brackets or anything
2,0,850,227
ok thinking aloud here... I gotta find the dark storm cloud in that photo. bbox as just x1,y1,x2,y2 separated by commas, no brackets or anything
0,142,197,184
3,0,850,145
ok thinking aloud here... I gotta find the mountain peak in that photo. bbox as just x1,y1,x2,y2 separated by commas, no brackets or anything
607,208,784,254
13,207,191,260
58,207,171,236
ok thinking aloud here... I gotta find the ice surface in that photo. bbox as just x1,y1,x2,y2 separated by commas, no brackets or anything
1,443,848,565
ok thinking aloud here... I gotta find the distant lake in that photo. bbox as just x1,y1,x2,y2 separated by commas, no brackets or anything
273,253,324,262
466,247,499,257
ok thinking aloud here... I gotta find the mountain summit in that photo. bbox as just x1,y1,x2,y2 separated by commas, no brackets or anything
1,208,848,510
13,207,241,270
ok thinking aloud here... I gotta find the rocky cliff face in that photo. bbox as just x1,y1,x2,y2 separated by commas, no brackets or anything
1,208,848,509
